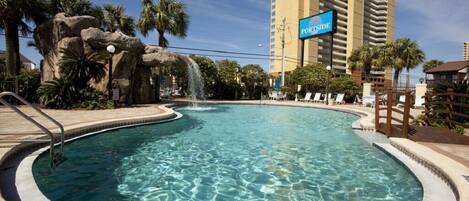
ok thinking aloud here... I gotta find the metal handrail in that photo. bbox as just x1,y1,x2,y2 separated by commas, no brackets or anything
0,91,64,168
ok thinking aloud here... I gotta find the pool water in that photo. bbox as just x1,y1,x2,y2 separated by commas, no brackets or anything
33,104,423,201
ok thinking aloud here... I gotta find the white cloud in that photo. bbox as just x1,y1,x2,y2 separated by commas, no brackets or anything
397,0,469,43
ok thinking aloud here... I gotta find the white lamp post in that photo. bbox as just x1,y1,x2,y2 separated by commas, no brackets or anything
106,45,116,100
326,65,332,105
295,84,301,102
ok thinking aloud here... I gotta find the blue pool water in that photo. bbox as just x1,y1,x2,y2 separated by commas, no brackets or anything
33,104,423,201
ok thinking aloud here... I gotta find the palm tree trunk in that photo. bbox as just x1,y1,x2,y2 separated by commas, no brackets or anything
405,68,410,89
393,68,400,89
158,31,166,48
4,20,21,76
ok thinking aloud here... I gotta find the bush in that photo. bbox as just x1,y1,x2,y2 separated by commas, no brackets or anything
330,76,358,93
18,69,41,103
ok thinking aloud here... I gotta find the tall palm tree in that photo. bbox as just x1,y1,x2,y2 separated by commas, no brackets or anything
101,4,135,36
138,0,189,48
347,44,378,82
0,0,47,76
423,59,444,82
387,38,425,88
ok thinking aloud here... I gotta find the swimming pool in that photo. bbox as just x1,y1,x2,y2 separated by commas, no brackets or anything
33,104,423,201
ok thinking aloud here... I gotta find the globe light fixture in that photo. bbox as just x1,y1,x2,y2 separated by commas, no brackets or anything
325,65,332,105
106,45,116,54
326,65,332,71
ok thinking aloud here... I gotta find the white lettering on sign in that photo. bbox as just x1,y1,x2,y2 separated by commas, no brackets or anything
301,23,331,35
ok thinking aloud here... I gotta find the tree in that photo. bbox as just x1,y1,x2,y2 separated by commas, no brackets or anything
287,63,328,92
0,0,47,76
423,59,444,72
0,58,5,76
138,0,189,48
216,59,241,99
386,38,425,88
100,4,135,36
58,48,106,89
330,76,358,93
47,0,100,17
241,64,267,99
347,44,378,82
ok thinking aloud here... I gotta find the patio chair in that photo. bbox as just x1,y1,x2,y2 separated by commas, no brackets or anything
312,93,321,102
278,92,287,101
363,95,375,107
335,93,345,104
320,93,332,103
173,87,182,96
300,92,312,102
354,95,362,105
270,91,278,100
396,95,406,107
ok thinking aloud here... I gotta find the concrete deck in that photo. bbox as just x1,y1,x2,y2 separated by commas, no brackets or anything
0,104,177,201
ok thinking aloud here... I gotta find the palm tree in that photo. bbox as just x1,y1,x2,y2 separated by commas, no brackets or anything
58,48,106,89
347,44,378,82
48,0,99,17
101,4,135,36
423,59,444,82
387,38,425,88
0,0,47,76
423,59,444,72
138,0,189,48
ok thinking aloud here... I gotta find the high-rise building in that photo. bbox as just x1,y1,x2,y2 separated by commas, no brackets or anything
464,41,469,61
269,0,395,88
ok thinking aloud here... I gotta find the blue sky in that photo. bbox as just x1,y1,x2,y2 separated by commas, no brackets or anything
1,0,469,83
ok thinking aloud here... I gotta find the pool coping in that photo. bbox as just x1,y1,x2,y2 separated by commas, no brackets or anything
0,104,180,201
7,102,462,201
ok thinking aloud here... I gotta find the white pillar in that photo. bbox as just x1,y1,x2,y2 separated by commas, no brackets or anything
363,83,372,96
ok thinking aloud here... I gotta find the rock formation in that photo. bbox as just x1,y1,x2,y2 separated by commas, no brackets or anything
34,13,187,104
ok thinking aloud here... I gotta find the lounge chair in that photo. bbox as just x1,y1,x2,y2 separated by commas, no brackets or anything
279,92,287,100
335,93,345,104
270,91,278,100
312,93,321,102
354,95,362,105
414,96,425,108
320,93,332,103
363,95,375,107
396,95,406,107
300,92,312,102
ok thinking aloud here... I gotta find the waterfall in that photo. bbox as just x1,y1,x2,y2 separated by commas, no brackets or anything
184,57,206,108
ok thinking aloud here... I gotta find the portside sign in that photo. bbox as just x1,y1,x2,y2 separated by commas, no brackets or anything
299,10,337,39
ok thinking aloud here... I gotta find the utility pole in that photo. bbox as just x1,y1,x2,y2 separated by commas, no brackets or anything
278,18,288,88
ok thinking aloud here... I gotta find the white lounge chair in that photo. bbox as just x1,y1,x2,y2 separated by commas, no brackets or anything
279,92,287,100
300,92,312,102
270,91,278,100
396,95,406,107
335,93,345,104
312,93,321,102
320,93,332,103
363,95,375,107
414,96,425,108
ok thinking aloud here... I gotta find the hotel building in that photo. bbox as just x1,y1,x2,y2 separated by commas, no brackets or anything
464,41,469,61
269,0,395,88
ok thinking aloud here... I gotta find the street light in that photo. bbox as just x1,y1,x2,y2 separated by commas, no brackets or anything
326,65,332,105
106,45,116,100
235,67,239,100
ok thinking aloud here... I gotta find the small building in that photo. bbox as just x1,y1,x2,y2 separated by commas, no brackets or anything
0,50,36,70
425,61,469,87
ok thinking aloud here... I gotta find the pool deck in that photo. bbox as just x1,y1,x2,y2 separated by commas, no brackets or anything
0,100,468,201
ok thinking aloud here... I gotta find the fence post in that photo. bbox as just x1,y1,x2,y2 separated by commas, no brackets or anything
402,90,411,138
386,89,393,136
424,92,431,126
375,92,380,130
446,88,454,129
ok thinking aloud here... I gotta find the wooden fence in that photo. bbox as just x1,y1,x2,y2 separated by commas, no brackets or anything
374,89,414,138
424,88,469,129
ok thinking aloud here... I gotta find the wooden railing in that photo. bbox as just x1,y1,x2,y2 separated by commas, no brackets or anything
375,89,414,138
424,88,469,129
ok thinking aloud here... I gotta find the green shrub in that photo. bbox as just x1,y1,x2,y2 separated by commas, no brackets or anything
330,76,358,93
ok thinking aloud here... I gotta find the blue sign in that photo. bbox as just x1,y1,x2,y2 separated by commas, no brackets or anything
299,10,337,39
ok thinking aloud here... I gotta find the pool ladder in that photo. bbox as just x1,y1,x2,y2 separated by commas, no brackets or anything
0,91,65,168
